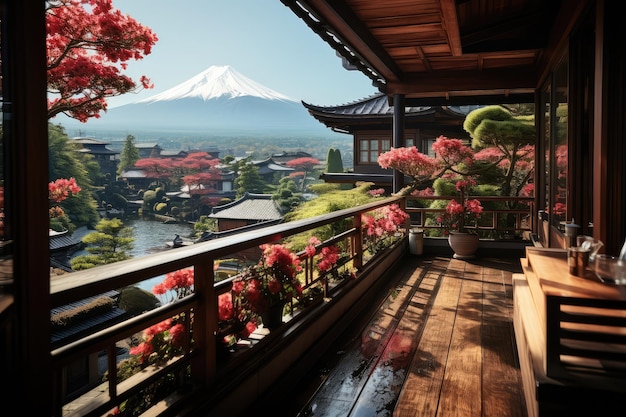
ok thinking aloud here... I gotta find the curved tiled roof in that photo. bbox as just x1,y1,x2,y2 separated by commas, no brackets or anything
302,93,482,133
302,93,480,118
209,193,282,221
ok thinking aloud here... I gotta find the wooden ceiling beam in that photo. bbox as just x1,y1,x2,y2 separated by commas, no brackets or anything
302,0,404,82
440,0,462,56
385,67,536,96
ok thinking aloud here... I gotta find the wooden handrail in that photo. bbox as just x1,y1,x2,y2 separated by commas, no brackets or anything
49,194,531,416
50,196,404,416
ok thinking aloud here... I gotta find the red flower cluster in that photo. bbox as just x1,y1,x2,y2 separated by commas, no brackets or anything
48,177,81,223
233,244,303,314
130,268,195,365
217,292,257,343
129,318,186,364
48,177,81,203
433,178,483,234
306,236,341,273
152,268,194,303
361,204,409,238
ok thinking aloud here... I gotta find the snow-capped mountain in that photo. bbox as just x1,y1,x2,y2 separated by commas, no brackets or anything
137,65,296,103
57,65,331,138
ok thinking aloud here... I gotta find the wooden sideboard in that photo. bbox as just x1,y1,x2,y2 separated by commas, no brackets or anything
513,247,626,417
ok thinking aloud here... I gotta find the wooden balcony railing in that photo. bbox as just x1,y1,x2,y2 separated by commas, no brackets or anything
404,195,534,238
50,196,407,417
49,194,533,416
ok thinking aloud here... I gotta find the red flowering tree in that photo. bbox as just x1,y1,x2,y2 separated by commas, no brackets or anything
133,158,174,188
178,153,223,218
48,177,81,232
379,136,485,235
285,157,320,191
46,0,158,122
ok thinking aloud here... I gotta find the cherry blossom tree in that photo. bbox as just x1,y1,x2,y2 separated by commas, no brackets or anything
46,0,158,122
285,157,320,191
133,158,174,188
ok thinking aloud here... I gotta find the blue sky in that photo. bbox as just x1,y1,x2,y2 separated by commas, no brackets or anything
108,0,378,108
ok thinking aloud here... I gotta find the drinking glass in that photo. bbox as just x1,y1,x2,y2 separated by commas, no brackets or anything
594,254,626,284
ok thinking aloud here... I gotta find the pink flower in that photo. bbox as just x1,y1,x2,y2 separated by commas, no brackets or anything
169,323,185,348
218,293,234,321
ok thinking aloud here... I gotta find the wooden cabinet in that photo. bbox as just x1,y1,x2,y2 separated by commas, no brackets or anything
513,247,626,417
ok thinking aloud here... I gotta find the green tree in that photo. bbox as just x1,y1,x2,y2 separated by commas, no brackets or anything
463,105,535,199
48,124,100,228
70,218,134,270
118,134,140,175
272,177,302,213
326,148,344,173
234,162,269,198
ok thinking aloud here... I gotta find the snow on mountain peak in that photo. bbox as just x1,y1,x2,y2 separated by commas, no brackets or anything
137,65,297,103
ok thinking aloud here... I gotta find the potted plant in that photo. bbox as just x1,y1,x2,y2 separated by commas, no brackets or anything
437,178,483,258
233,243,303,330
378,136,484,258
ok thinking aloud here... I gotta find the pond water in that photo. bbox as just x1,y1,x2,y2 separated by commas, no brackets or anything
71,216,195,295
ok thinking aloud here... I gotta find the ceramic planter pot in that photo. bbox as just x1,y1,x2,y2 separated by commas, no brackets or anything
448,232,479,259
261,302,285,330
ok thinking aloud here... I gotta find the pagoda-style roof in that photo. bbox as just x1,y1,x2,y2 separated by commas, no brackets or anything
302,93,481,133
69,137,118,155
252,158,295,175
209,193,282,222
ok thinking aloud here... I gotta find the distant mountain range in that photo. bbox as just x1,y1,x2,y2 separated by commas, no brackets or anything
56,65,336,138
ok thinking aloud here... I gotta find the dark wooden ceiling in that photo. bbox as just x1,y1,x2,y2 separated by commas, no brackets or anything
281,0,579,105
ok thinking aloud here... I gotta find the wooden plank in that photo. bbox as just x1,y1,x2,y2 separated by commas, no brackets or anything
394,258,461,416
482,279,525,417
301,261,428,414
437,263,483,417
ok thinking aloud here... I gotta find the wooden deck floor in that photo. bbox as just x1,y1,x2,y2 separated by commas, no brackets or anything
254,254,528,417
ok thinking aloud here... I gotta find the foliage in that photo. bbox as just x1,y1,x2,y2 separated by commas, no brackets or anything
46,0,157,122
272,177,302,213
463,105,535,200
234,162,269,198
70,218,134,270
233,243,303,314
286,156,321,192
134,158,174,188
326,148,344,173
48,124,100,228
361,204,409,254
285,182,379,248
118,135,140,175
118,286,161,316
193,215,217,235
48,177,81,232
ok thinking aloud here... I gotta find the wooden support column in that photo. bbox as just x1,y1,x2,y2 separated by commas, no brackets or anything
392,94,405,194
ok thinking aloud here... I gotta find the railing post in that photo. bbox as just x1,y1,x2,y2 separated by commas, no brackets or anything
354,214,363,270
192,260,218,386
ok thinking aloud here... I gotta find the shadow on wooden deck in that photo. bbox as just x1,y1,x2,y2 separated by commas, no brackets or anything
250,254,528,417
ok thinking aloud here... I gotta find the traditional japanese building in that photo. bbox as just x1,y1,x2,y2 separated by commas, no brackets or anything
68,137,119,183
302,93,481,187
